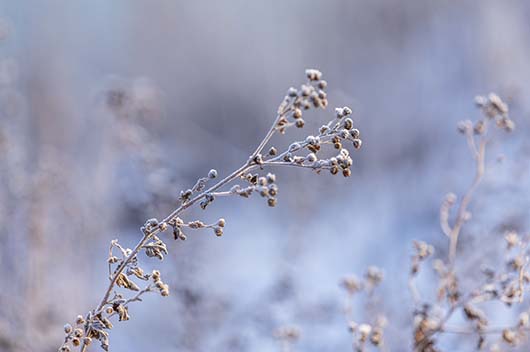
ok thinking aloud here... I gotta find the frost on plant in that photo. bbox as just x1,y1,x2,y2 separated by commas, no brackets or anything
58,69,363,352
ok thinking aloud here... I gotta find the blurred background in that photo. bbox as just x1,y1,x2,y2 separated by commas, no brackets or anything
1,1,530,351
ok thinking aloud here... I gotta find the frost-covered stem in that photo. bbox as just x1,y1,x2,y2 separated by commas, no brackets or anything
78,109,283,351
448,135,486,267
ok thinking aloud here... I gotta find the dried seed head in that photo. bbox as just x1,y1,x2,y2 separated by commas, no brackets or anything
268,184,278,196
306,153,317,163
268,146,277,156
519,312,530,327
293,108,302,119
502,329,516,344
295,119,305,128
82,337,92,346
64,324,73,334
330,166,339,175
305,68,322,81
343,118,353,130
341,275,362,294
350,128,360,139
488,93,508,115
370,327,383,346
73,328,83,338
358,324,372,340
75,315,85,325
352,139,362,149
152,270,161,281
208,169,218,179
505,231,520,250
342,106,353,115
268,198,277,207
457,120,472,134
342,169,351,177
266,173,276,183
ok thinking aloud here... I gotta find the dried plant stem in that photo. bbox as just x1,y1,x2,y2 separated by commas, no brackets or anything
80,156,260,352
447,123,487,267
63,69,364,352
79,103,295,352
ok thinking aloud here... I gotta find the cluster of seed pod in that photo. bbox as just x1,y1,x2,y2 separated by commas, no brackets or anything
340,266,386,352
348,317,387,351
168,216,226,239
226,172,279,207
271,104,362,177
277,69,328,132
179,168,218,206
458,93,514,137
59,69,363,352
60,316,90,351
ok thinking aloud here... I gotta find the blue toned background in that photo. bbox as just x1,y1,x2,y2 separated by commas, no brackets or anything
1,1,530,351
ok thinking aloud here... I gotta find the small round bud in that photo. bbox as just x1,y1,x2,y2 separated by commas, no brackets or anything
342,169,351,177
295,119,305,128
334,142,342,149
83,337,92,346
330,166,339,175
306,153,317,163
287,87,298,97
214,227,223,237
268,198,277,207
350,128,360,139
353,139,362,149
75,315,85,325
106,307,114,314
268,184,278,196
343,118,353,130
268,147,277,156
318,80,327,89
208,169,218,179
72,338,81,347
217,218,226,227
293,108,302,119
266,173,276,183
64,324,73,334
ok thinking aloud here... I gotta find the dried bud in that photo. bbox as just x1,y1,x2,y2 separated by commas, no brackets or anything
73,328,83,338
295,119,305,128
64,324,73,334
208,169,218,179
293,108,302,119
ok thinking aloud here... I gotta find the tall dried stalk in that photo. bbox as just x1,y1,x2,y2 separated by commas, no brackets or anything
59,69,364,352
